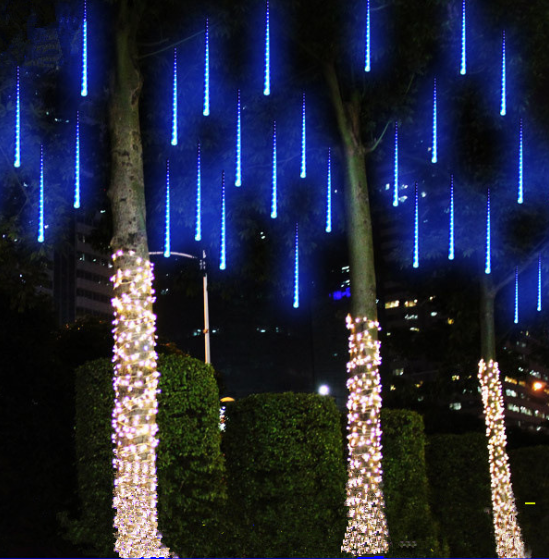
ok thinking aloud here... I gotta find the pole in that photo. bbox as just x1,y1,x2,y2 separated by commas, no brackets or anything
201,250,211,364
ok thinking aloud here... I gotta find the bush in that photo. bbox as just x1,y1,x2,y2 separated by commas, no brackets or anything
59,354,226,558
222,392,347,558
381,409,446,558
425,432,494,558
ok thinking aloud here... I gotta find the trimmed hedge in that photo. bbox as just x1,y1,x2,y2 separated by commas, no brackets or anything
222,392,347,558
425,432,494,558
381,409,447,558
60,354,226,558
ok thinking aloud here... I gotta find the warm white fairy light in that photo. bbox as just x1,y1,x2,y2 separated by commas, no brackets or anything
111,250,170,559
342,315,389,557
478,359,525,558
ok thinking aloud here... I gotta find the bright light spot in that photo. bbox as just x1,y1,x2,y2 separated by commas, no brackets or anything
318,384,330,395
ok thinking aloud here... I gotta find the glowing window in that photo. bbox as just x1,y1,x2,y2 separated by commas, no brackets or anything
385,300,399,309
404,300,417,307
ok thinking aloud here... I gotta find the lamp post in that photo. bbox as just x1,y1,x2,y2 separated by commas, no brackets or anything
149,250,211,364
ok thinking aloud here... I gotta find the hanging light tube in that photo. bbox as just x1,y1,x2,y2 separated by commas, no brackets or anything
235,89,242,186
271,121,277,219
164,159,170,258
38,145,44,243
14,66,21,168
326,148,332,232
195,142,202,241
203,18,210,116
220,171,226,270
74,111,80,209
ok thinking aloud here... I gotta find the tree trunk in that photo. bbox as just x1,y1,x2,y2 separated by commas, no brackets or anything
324,61,389,557
107,0,168,556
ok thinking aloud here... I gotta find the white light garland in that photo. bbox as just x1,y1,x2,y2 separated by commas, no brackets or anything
342,315,389,556
111,250,169,558
478,359,525,558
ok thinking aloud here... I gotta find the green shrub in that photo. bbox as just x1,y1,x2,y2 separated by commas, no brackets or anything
59,354,226,558
425,432,494,558
222,392,347,558
381,409,446,558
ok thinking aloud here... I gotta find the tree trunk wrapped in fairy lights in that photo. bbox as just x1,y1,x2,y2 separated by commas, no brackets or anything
478,276,524,558
107,0,168,556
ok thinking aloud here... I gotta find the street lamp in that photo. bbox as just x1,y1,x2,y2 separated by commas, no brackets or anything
149,250,211,364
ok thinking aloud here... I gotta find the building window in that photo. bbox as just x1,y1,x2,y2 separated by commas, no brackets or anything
385,300,399,309
410,327,420,332
449,402,462,410
404,314,418,320
452,374,460,381
404,300,417,307
505,389,517,398
393,368,404,376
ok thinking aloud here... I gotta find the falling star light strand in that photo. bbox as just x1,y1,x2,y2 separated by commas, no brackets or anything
264,0,270,95
365,0,371,72
203,19,210,116
235,89,242,186
81,0,88,96
14,66,20,168
500,31,506,116
38,145,44,243
413,182,419,268
164,160,170,258
518,119,523,204
171,48,178,145
220,171,226,270
293,223,299,308
271,121,277,219
449,175,455,260
74,111,80,209
393,122,399,207
431,78,438,163
460,0,466,75
195,142,202,241
326,148,332,233
514,267,519,324
300,93,306,178
485,189,491,274
538,256,542,312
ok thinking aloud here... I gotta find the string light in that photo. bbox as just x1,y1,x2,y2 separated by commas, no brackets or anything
111,250,170,558
74,111,81,209
171,48,177,146
514,267,518,324
341,316,389,557
326,147,332,233
500,31,506,116
485,189,491,274
264,0,270,96
538,255,542,312
518,119,523,204
449,175,454,260
164,160,170,258
431,78,437,163
81,0,88,96
195,142,202,242
460,0,466,75
203,19,210,116
477,360,525,558
393,122,399,207
235,89,241,186
220,171,226,270
14,66,21,168
293,223,299,308
364,0,371,72
300,92,306,178
271,121,277,219
38,145,44,243
413,182,419,268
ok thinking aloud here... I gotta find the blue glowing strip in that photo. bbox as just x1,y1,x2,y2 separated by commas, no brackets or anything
393,122,399,207
203,19,210,116
326,148,332,233
514,267,519,324
485,189,491,274
293,223,299,308
171,48,178,145
538,256,542,312
14,66,21,168
74,111,80,209
413,182,419,268
164,159,171,258
81,0,88,96
271,121,277,218
365,0,371,72
432,78,437,163
195,142,202,241
460,0,466,75
300,93,306,178
235,89,242,186
500,31,506,116
264,0,270,96
449,175,455,260
220,171,226,270
38,145,44,243
518,119,523,204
